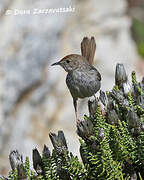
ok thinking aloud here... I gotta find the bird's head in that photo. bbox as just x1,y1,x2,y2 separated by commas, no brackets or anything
51,54,86,72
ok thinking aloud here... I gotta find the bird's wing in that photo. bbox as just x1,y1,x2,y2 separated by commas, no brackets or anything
81,36,96,65
90,66,101,81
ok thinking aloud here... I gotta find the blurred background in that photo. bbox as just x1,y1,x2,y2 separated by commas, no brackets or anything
0,0,144,175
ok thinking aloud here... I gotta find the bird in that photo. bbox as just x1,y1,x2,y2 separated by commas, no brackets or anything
51,37,101,123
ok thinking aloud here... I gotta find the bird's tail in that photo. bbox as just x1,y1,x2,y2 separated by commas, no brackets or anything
81,36,96,65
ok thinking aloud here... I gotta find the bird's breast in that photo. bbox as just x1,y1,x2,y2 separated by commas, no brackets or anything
66,70,101,99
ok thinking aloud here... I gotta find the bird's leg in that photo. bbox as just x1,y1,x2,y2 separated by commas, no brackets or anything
73,99,80,123
94,94,97,101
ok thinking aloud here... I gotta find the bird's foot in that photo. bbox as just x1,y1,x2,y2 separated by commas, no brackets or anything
94,95,98,102
76,118,81,124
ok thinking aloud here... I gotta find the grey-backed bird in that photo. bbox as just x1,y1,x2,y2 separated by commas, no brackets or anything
51,37,101,123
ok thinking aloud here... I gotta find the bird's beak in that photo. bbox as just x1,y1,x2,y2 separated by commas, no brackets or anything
51,61,61,66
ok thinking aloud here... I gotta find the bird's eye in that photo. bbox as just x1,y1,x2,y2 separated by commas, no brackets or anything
66,60,70,63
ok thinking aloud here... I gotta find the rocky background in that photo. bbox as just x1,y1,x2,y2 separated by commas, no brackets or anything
0,0,143,175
